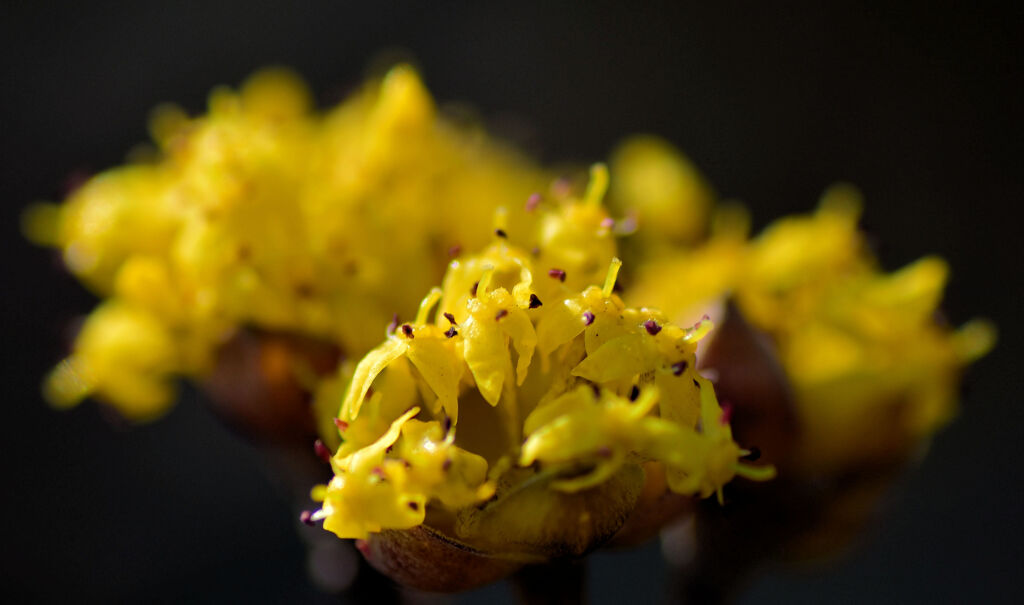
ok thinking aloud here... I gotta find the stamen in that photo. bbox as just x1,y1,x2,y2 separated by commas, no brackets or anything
401,324,414,338
495,309,509,321
470,281,479,297
334,418,349,431
415,287,442,325
442,458,453,471
494,228,508,239
386,313,400,335
583,311,595,326
548,268,566,282
444,327,458,338
629,385,640,401
644,319,662,335
477,266,495,296
602,257,622,298
671,360,688,376
442,415,452,435
299,510,315,526
313,439,332,463
528,293,543,308
584,163,609,206
408,501,420,511
443,312,456,325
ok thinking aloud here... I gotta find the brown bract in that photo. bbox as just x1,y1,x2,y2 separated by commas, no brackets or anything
202,328,341,445
361,525,522,593
699,302,798,466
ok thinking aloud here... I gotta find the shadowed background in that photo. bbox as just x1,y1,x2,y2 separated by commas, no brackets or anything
2,1,1021,602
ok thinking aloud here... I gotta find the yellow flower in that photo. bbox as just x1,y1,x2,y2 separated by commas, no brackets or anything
311,187,773,555
618,141,995,475
29,65,551,419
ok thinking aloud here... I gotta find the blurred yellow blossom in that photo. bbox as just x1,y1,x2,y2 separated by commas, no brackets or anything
617,139,995,474
31,65,551,418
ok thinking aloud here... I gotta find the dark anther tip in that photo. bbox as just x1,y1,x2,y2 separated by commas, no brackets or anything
528,293,543,309
644,319,662,335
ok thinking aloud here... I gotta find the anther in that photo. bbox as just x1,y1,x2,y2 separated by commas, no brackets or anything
495,309,509,321
525,192,542,211
600,217,615,229
720,402,734,425
583,311,595,326
444,327,458,338
448,244,462,258
387,313,400,335
470,281,479,297
742,446,762,461
671,361,688,376
334,418,349,431
596,446,613,458
548,268,566,282
629,385,640,401
442,458,453,471
442,415,452,435
313,439,332,463
401,324,414,338
443,312,456,325
494,228,508,239
529,293,543,308
644,319,662,335
299,511,315,526
408,501,420,511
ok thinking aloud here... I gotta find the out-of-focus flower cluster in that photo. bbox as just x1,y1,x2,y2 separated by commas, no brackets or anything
28,65,993,592
27,66,548,419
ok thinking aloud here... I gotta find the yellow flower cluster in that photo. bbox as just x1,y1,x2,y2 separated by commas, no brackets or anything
618,139,995,474
311,187,773,542
29,65,550,419
28,65,992,573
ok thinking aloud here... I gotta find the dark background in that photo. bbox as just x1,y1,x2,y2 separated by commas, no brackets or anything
2,1,1021,603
